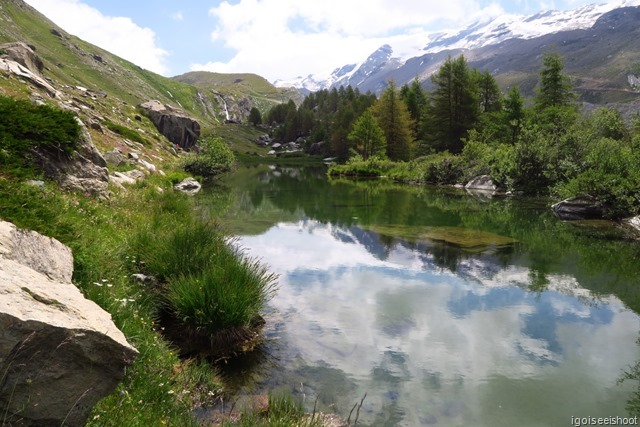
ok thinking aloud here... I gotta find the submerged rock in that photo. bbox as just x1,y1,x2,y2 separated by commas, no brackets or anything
366,224,517,252
0,221,137,427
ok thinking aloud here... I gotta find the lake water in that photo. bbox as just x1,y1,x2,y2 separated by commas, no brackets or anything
200,165,640,427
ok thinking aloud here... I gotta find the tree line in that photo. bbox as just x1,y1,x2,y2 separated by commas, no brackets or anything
268,52,640,217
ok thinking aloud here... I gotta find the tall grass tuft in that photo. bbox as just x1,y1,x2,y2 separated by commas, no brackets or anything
166,241,277,332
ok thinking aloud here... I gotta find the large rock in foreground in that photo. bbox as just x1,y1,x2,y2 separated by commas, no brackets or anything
139,100,201,149
0,221,138,427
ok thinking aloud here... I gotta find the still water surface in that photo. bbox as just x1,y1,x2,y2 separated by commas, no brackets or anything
201,165,640,427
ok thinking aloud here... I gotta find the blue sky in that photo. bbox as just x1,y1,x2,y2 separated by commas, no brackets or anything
24,0,620,81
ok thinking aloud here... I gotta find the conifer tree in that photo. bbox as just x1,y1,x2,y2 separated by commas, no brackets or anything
534,52,575,110
474,70,502,113
429,55,479,153
248,107,262,126
504,86,525,144
348,109,387,160
372,81,415,161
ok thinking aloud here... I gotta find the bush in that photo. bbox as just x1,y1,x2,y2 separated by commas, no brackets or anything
555,138,640,217
417,152,463,184
182,137,235,177
0,95,81,170
328,154,396,177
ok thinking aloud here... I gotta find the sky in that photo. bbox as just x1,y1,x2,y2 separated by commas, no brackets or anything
24,0,612,82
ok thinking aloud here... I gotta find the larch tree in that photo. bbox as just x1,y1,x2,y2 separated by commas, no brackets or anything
348,109,387,160
372,81,415,161
534,52,575,110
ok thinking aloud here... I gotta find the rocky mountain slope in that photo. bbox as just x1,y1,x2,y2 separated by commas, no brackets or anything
275,1,640,106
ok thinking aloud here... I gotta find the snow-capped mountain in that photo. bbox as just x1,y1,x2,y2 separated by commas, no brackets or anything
274,0,640,93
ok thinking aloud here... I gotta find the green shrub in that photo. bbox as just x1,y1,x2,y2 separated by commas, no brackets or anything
328,155,395,177
104,120,149,146
181,137,235,177
0,95,81,168
418,152,463,184
556,138,640,217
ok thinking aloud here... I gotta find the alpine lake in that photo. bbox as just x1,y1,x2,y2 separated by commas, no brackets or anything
197,164,640,427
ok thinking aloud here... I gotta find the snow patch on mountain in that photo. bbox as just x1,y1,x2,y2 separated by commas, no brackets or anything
274,0,640,92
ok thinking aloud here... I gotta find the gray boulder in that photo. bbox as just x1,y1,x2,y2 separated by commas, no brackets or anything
625,216,640,233
102,148,127,167
551,197,606,220
0,221,137,427
465,175,499,192
174,177,201,195
138,100,201,149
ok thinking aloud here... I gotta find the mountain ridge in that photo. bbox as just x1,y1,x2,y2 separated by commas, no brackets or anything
274,0,640,100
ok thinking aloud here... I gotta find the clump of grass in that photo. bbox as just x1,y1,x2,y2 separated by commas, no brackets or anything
226,394,325,427
130,214,277,355
166,241,277,332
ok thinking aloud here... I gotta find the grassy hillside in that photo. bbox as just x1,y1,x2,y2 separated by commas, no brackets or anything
0,0,286,155
173,71,303,118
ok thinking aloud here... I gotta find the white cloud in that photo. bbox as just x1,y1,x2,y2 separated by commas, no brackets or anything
172,11,184,22
25,0,170,75
192,0,506,81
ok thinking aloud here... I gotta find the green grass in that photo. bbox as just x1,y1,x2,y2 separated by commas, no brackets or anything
223,394,325,427
0,176,224,426
166,241,277,332
104,120,149,146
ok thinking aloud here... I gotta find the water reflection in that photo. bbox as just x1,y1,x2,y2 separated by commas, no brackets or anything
203,166,640,426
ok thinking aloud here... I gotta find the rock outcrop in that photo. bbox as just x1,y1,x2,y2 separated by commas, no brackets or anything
32,118,110,198
0,221,138,427
138,100,201,149
0,42,59,97
551,196,606,220
1,42,44,76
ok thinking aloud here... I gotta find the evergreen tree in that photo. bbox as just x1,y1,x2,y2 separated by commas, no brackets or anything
504,86,525,144
348,109,387,160
474,70,502,113
400,79,428,134
534,52,575,110
372,81,415,161
248,107,262,126
429,55,479,153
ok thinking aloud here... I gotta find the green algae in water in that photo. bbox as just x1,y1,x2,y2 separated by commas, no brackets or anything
366,224,518,252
